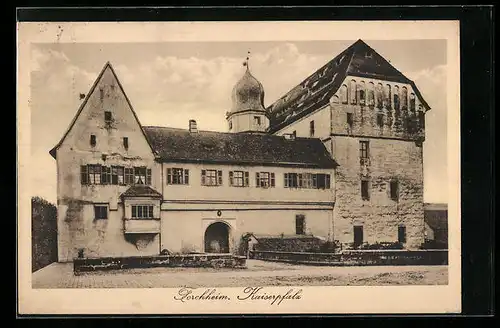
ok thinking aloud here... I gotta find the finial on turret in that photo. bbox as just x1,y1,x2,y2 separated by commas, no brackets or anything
243,50,251,70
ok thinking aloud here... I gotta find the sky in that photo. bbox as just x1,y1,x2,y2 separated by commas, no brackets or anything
29,39,447,204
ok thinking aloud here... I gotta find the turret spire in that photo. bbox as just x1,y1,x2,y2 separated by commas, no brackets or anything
243,50,251,71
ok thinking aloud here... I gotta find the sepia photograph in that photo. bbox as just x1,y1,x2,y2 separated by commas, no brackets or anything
18,20,461,314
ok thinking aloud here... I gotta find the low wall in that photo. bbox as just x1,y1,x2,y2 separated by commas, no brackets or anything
250,249,448,266
74,254,247,274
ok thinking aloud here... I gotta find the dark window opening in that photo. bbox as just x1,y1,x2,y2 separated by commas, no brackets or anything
398,225,407,243
361,179,370,200
354,226,363,248
359,141,369,159
284,173,298,188
296,215,306,235
254,116,261,126
390,180,399,201
104,111,112,123
123,137,129,149
309,120,315,137
90,135,96,147
347,113,353,127
94,205,108,220
377,113,384,127
99,88,104,101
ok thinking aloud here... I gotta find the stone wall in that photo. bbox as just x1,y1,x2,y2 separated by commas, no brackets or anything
331,133,425,249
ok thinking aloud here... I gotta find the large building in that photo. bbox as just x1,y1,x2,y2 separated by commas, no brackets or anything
49,39,430,261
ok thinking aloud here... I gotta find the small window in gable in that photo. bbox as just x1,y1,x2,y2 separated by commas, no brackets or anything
123,137,129,150
90,135,96,147
105,111,112,123
99,88,104,101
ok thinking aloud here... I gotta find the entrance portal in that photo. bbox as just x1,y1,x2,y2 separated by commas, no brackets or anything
204,221,230,253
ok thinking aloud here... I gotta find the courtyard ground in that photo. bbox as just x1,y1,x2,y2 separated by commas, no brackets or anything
32,260,448,288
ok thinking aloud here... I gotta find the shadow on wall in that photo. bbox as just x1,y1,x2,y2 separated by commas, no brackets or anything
31,196,58,272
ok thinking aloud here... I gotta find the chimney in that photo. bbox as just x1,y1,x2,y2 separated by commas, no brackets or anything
189,119,198,133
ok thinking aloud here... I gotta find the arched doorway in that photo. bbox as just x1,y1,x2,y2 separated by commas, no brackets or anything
204,221,230,253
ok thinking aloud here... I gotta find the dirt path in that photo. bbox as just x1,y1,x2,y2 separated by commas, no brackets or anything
32,260,448,288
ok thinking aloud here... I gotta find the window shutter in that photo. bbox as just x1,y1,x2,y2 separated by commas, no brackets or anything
201,170,206,185
244,171,249,186
149,205,154,218
312,174,318,188
217,170,223,185
184,169,189,185
146,169,152,185
284,173,288,188
255,173,260,188
270,173,275,187
80,165,88,185
167,168,172,184
229,171,233,186
326,174,331,189
132,205,137,218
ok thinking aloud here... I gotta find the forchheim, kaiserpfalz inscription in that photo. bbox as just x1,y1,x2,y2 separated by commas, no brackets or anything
31,38,449,289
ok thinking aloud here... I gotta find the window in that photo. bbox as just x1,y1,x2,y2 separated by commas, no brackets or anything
99,88,104,101
361,179,370,200
229,171,249,187
359,141,369,159
309,120,315,137
384,84,392,109
90,135,96,147
340,84,348,104
104,111,112,123
410,93,416,112
296,215,306,235
101,166,111,184
285,173,330,189
88,165,101,184
256,172,275,188
131,205,154,219
201,169,222,186
376,83,384,108
390,180,399,201
347,113,353,127
124,168,134,184
354,226,363,247
401,87,408,109
349,80,357,104
398,225,407,243
367,82,375,106
167,168,189,185
94,205,108,220
377,113,384,127
134,167,146,184
123,137,129,150
359,81,366,105
254,116,261,126
111,166,124,185
284,173,298,188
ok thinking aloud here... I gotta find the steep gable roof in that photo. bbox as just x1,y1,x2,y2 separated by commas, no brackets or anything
48,61,156,159
143,126,338,169
267,39,431,133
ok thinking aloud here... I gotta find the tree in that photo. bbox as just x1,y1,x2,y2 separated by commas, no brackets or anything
31,196,57,272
